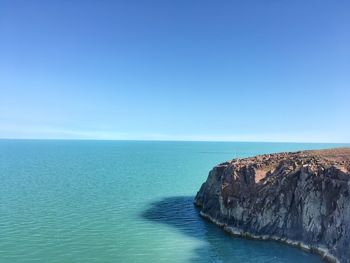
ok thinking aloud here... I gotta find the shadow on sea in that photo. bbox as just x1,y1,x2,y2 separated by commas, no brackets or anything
141,196,323,263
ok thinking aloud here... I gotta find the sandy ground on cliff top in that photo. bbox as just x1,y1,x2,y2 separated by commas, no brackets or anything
305,148,350,162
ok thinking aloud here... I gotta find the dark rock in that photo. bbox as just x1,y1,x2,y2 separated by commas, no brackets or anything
194,148,350,263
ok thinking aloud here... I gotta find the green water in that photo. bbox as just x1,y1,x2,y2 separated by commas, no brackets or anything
1,140,348,263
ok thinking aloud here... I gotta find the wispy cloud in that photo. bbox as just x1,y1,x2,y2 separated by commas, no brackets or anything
0,123,348,143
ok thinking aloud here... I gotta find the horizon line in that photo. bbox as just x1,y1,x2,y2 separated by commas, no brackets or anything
0,138,349,144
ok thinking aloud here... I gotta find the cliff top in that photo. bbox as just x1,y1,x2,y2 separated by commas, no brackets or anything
224,148,350,183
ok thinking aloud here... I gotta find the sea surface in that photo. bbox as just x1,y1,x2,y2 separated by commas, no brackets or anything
1,140,349,263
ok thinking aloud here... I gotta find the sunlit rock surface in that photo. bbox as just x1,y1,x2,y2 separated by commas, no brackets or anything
195,148,350,263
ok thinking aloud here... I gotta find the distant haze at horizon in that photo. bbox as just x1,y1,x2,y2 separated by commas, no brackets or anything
1,0,349,143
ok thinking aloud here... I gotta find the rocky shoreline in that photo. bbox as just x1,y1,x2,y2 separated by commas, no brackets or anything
194,148,350,263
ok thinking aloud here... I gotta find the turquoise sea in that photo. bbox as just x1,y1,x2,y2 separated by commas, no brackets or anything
1,140,349,263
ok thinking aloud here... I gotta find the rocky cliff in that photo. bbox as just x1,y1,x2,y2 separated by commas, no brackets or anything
194,148,350,263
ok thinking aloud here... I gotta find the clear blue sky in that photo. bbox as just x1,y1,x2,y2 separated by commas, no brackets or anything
0,0,349,142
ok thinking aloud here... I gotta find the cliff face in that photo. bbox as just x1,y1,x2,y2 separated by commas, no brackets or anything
194,148,350,263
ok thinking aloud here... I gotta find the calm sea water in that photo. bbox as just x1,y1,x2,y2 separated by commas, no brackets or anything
1,140,348,263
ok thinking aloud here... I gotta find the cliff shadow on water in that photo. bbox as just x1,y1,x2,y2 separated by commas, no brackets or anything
141,196,323,263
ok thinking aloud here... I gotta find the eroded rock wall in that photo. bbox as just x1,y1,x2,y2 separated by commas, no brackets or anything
194,149,350,263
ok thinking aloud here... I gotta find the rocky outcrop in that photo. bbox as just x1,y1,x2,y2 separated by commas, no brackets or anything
194,148,350,263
